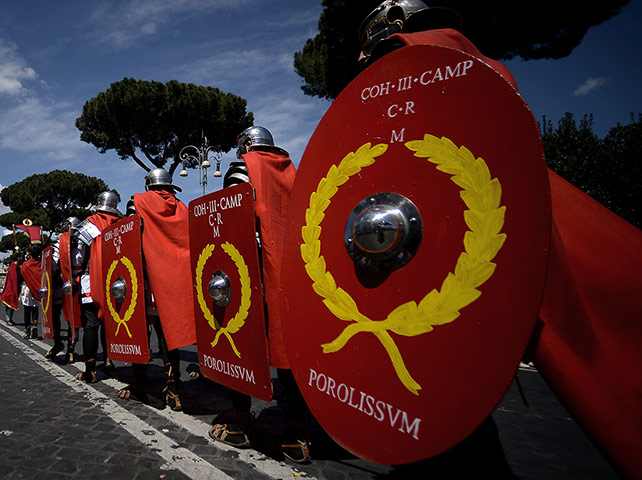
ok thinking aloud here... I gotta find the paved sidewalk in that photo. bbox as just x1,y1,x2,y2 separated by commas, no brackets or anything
0,309,622,479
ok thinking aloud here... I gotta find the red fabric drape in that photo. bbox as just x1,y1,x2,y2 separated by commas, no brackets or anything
0,262,19,310
133,190,196,350
59,231,73,325
243,150,297,368
20,258,41,303
15,224,42,243
59,231,81,329
87,212,120,320
392,31,642,478
535,171,642,479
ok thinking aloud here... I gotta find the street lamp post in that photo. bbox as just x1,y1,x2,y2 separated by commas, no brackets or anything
178,132,223,196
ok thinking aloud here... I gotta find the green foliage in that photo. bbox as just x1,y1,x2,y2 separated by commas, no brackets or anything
0,232,30,256
540,113,601,194
540,113,642,228
0,232,52,265
295,0,631,100
75,78,254,175
600,116,642,225
294,0,368,100
0,170,111,234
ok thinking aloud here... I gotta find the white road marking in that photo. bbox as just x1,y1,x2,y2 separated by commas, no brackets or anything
1,327,232,479
4,326,314,479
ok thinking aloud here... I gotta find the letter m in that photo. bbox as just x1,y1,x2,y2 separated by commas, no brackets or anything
391,128,405,143
445,63,462,79
400,412,422,440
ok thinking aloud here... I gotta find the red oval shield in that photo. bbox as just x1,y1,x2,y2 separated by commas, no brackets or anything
189,183,273,401
40,246,54,340
101,215,149,363
280,44,551,464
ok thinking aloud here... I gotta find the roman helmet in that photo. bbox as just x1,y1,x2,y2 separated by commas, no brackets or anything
236,126,288,159
125,196,136,216
66,216,81,230
96,191,121,215
358,0,462,63
144,167,182,192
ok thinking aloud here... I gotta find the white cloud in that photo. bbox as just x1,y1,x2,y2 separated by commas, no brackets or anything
0,37,92,183
249,93,329,166
0,96,91,169
0,184,10,217
0,184,12,261
254,6,321,30
175,47,290,91
0,40,38,96
573,76,609,97
87,0,250,50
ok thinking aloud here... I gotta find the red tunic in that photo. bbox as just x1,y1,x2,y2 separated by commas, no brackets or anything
133,190,196,350
87,212,120,320
0,262,19,310
20,258,42,303
243,150,297,368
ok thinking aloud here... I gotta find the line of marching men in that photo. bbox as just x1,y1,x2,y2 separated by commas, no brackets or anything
2,2,641,475
0,125,311,464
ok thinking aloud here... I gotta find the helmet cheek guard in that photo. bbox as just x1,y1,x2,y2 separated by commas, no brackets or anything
359,4,405,61
236,141,249,160
358,0,462,63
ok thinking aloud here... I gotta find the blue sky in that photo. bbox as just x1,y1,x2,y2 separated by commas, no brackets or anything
1,0,640,250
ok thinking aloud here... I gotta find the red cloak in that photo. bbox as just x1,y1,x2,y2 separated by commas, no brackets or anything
0,262,19,310
133,190,196,350
397,29,642,478
59,231,78,327
87,211,120,320
20,258,42,303
243,150,297,368
535,171,642,479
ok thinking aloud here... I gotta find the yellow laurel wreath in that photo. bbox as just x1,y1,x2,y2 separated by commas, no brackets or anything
195,242,251,358
301,136,506,395
41,272,51,316
105,256,139,338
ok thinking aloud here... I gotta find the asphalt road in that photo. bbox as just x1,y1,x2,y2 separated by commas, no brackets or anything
0,306,623,479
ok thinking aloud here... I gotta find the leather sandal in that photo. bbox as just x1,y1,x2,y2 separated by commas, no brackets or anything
163,387,183,411
281,439,311,463
209,424,250,448
186,364,201,379
45,343,65,359
117,385,148,404
75,371,97,383
65,339,77,364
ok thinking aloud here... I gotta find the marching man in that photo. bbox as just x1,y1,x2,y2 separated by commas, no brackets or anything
73,192,121,383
